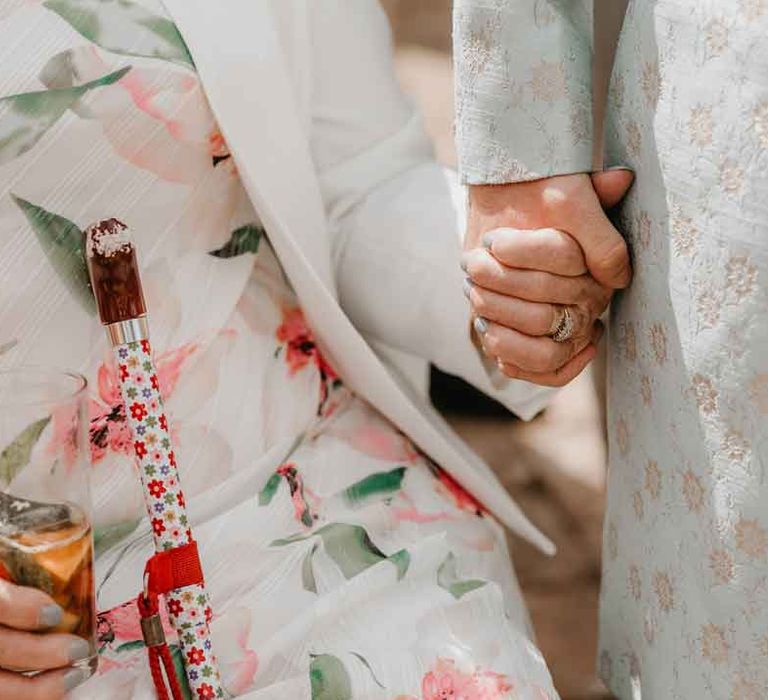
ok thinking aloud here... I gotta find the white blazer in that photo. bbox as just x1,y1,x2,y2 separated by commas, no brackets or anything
161,0,555,554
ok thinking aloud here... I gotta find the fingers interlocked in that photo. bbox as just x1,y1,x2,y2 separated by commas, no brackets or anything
463,227,612,385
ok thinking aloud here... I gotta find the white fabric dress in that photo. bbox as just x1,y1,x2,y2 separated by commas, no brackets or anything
0,1,557,698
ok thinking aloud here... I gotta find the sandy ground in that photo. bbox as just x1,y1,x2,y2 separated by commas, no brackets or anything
382,3,614,698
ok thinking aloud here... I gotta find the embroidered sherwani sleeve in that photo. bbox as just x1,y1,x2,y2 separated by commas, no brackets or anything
454,0,594,184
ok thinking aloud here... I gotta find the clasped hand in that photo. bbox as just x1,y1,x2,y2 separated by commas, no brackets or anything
463,170,634,387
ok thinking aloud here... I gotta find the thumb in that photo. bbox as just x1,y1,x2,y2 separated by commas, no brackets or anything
591,167,634,209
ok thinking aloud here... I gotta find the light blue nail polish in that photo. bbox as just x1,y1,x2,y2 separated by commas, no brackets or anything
39,604,63,628
68,638,91,663
462,277,473,299
64,668,89,692
482,232,494,249
474,317,489,336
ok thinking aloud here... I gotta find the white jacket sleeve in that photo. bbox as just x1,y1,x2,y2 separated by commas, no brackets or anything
308,0,554,420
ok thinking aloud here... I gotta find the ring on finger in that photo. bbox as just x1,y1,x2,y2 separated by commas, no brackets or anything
549,305,575,343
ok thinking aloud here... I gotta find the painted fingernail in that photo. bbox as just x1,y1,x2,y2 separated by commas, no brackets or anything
64,667,90,692
68,638,91,663
474,317,489,336
460,253,469,272
39,603,63,628
482,232,494,250
463,277,473,299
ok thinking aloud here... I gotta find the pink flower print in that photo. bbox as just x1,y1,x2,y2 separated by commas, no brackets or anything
169,451,177,468
99,363,123,406
204,606,212,624
147,480,166,498
134,441,147,459
108,421,133,456
421,658,513,700
276,463,316,527
151,450,163,463
276,308,337,379
151,518,166,537
129,402,148,422
186,647,206,666
100,600,175,645
217,607,259,696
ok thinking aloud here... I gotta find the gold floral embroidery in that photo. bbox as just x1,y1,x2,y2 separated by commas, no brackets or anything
697,288,722,328
704,18,730,56
528,60,566,102
645,460,662,499
719,158,745,194
670,204,699,256
735,518,768,559
649,323,667,365
653,571,675,612
721,429,749,462
692,374,718,415
641,61,661,107
732,675,762,700
750,373,768,414
626,119,642,157
689,105,714,147
628,564,642,600
620,322,637,362
709,549,734,584
632,491,645,520
616,416,630,455
700,623,729,664
726,255,758,300
753,100,768,148
682,469,705,513
640,375,653,406
610,71,625,110
740,0,767,20
634,209,652,250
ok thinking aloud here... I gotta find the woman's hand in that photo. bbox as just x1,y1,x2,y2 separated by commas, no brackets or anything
462,226,612,387
0,578,91,699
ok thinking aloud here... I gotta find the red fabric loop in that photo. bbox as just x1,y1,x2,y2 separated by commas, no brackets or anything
144,540,204,595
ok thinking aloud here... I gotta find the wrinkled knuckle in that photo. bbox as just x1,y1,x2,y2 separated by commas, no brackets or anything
594,238,630,281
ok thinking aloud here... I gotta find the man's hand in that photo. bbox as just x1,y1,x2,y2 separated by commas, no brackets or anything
463,170,633,387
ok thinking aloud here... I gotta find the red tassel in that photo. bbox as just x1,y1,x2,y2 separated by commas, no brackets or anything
137,591,185,700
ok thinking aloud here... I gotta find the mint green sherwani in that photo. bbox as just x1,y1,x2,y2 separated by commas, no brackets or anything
455,2,768,698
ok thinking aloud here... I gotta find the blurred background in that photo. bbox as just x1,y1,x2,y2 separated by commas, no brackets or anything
381,2,613,698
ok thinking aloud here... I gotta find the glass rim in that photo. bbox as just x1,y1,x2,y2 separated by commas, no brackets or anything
0,365,88,408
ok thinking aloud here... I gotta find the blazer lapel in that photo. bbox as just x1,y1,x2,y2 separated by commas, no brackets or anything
162,0,552,554
163,0,336,295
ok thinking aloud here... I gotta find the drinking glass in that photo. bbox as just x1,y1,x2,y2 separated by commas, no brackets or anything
0,367,97,677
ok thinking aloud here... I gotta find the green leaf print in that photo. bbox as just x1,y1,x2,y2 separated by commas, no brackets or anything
309,654,352,700
0,67,129,165
11,195,95,312
43,0,194,68
208,225,264,259
93,518,141,557
114,640,146,653
258,472,281,506
272,523,410,581
339,467,406,509
301,542,319,594
437,551,486,600
0,416,51,486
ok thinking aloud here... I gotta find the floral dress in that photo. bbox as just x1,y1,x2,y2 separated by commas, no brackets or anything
0,1,556,698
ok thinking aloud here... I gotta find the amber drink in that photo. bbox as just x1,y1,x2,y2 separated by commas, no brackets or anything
0,368,97,677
